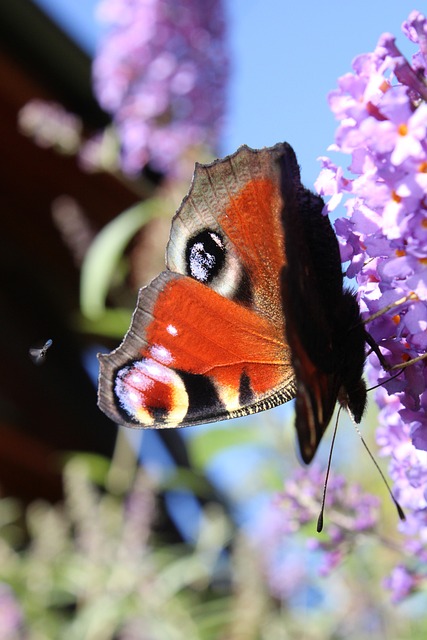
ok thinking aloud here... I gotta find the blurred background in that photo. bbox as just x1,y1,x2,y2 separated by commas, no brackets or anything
1,1,426,638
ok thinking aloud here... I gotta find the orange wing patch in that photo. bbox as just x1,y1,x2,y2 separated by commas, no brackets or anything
220,178,286,325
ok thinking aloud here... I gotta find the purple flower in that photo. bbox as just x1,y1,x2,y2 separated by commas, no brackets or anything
93,0,229,176
315,10,427,599
384,565,419,603
269,466,380,578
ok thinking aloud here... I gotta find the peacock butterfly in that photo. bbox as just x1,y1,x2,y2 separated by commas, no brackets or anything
97,142,367,463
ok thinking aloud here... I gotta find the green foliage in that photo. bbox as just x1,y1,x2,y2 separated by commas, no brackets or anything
0,456,233,640
79,199,166,337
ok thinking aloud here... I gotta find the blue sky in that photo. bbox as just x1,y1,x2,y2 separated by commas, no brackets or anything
34,0,421,187
226,0,420,185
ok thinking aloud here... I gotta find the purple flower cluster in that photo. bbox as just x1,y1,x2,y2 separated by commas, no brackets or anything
271,465,380,578
315,11,427,601
93,0,228,176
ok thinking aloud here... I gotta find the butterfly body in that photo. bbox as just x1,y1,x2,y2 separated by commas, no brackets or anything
279,150,367,461
98,143,366,463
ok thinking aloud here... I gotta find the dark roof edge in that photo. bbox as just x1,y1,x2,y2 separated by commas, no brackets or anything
0,0,109,127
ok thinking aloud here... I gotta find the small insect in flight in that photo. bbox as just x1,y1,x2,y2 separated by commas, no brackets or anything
29,339,53,365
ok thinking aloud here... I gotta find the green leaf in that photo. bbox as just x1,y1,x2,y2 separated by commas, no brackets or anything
74,307,133,338
80,198,165,320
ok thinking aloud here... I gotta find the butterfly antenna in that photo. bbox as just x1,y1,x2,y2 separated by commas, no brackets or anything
317,408,341,533
351,420,405,522
366,368,406,392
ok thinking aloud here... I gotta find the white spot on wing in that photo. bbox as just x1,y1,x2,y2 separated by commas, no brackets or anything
167,324,178,336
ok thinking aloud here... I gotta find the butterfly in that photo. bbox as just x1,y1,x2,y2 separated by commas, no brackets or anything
98,143,368,463
29,338,53,365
